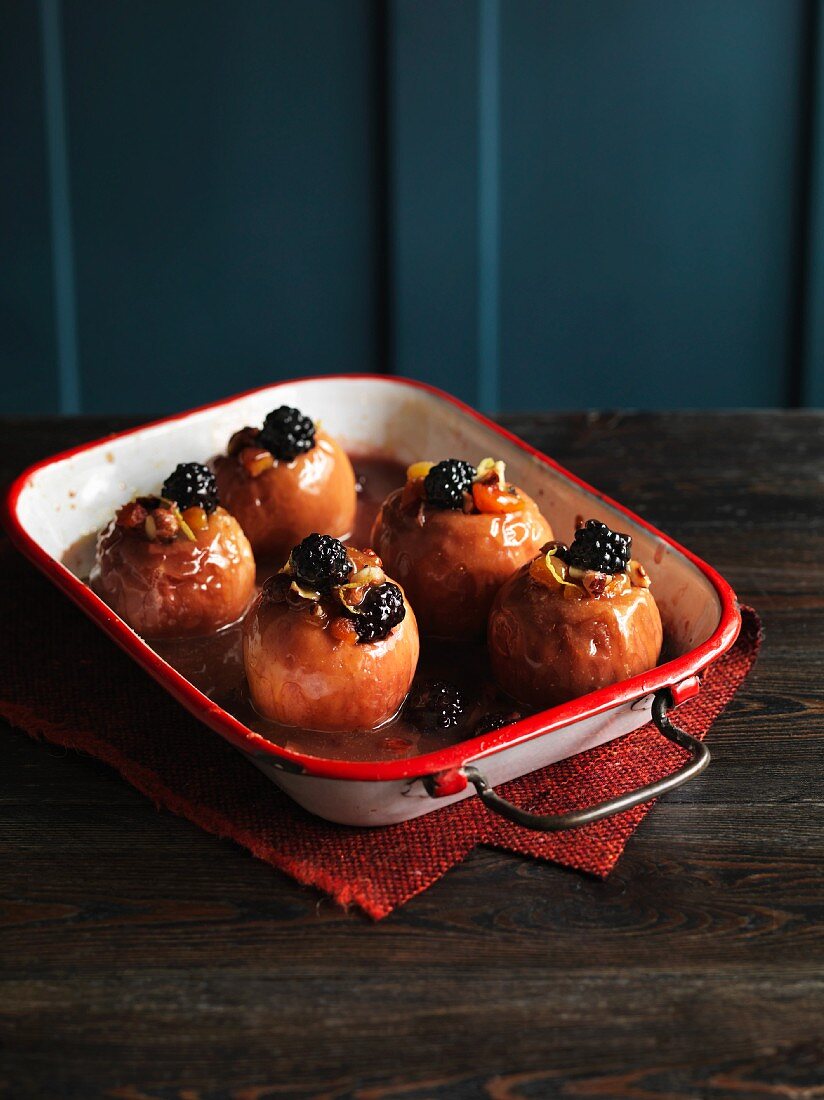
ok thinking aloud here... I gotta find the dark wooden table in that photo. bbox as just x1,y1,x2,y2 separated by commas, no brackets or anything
1,412,822,1099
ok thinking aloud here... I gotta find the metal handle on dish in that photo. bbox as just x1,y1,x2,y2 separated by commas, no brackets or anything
463,689,710,833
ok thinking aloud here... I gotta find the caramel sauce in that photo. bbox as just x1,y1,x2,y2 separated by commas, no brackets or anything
68,456,523,763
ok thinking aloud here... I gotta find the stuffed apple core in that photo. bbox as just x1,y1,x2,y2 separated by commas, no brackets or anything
487,521,663,708
243,535,419,732
90,463,255,639
370,457,553,639
212,405,357,564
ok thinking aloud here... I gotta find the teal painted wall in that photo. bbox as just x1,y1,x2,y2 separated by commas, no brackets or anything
1,0,822,414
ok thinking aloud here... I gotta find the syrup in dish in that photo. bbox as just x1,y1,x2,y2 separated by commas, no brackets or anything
66,457,526,763
66,454,668,763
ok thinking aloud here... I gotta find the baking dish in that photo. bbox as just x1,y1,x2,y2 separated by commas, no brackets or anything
2,376,741,829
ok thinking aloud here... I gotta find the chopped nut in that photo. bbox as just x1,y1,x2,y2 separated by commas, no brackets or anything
338,584,369,611
349,565,385,587
400,478,426,511
308,602,329,627
262,574,290,603
580,570,609,598
475,457,507,487
627,559,652,588
227,426,260,456
143,514,157,540
115,501,148,530
152,508,179,543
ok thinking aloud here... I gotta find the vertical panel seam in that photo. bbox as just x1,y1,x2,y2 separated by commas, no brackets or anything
374,0,393,375
478,0,500,413
800,0,823,405
39,0,81,413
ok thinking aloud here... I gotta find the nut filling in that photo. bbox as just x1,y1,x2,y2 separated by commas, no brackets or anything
528,522,651,601
262,535,406,645
400,456,525,517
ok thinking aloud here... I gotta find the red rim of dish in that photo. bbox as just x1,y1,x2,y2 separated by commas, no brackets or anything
1,375,742,783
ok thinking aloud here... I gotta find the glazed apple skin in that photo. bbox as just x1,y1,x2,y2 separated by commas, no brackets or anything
243,587,419,733
487,564,663,708
212,430,356,564
370,488,553,639
90,507,255,639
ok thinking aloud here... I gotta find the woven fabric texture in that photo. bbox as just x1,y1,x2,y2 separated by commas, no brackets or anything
0,544,759,918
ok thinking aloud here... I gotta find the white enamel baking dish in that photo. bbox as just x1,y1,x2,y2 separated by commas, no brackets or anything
3,377,741,829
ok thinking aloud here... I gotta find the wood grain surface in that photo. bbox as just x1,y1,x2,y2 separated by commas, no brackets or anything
0,412,822,1099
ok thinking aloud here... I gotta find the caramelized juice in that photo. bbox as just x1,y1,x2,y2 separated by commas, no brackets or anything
71,456,523,763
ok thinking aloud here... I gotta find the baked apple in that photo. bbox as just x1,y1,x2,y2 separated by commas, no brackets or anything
212,405,356,564
90,462,255,638
370,457,553,639
243,534,419,732
488,519,663,708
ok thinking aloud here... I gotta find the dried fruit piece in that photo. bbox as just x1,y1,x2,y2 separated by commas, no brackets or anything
627,559,651,588
472,480,522,514
530,548,577,590
181,505,209,532
406,460,435,481
239,446,275,478
329,616,360,645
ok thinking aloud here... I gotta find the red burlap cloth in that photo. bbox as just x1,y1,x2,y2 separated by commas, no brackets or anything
0,543,759,918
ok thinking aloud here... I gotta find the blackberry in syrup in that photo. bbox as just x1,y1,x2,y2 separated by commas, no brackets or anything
351,582,406,643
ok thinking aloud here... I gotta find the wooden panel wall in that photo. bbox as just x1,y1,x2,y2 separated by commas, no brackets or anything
2,0,822,414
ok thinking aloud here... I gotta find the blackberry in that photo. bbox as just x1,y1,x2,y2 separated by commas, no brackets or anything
352,582,406,643
474,712,520,736
566,519,631,574
258,405,315,461
404,680,464,729
290,534,351,591
161,463,219,513
424,459,476,509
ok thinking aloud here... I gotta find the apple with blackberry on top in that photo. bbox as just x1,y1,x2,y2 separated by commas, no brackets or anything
212,405,357,564
90,462,255,638
370,457,553,639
